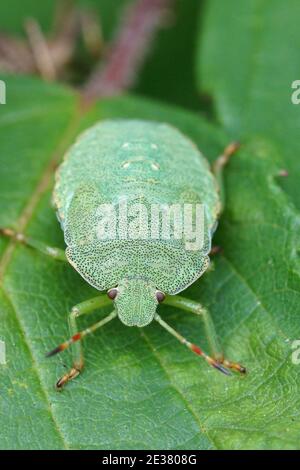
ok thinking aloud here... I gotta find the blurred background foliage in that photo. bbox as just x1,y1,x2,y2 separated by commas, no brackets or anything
0,0,205,110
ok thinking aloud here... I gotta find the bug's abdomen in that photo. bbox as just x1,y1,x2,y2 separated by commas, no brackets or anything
54,120,220,230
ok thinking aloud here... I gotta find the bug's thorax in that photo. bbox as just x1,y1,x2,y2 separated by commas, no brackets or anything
110,278,159,328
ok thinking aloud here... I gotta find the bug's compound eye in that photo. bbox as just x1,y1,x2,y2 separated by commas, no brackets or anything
107,288,118,300
156,291,165,303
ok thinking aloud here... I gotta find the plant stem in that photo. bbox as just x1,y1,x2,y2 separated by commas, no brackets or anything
83,0,174,102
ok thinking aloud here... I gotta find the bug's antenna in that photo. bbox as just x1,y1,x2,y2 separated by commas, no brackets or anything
46,310,117,357
155,314,246,375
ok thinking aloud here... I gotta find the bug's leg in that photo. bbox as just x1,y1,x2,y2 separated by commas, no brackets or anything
207,246,222,271
66,295,113,383
46,295,116,389
53,310,117,389
212,142,240,210
163,295,246,373
210,245,222,256
164,295,222,359
0,228,67,262
155,313,230,375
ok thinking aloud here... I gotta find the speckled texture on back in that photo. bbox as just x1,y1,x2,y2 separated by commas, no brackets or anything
53,120,220,294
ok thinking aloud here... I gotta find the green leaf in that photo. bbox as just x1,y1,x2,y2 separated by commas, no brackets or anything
0,75,300,450
197,0,300,210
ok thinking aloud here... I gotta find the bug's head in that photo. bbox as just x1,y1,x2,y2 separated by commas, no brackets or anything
107,278,165,327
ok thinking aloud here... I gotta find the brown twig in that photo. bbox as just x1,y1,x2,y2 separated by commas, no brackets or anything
25,18,57,80
0,1,103,80
82,0,174,103
0,34,35,74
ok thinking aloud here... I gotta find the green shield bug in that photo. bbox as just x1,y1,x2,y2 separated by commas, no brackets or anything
1,119,245,388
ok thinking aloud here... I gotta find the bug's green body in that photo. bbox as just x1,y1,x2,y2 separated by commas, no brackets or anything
1,119,245,386
54,120,220,327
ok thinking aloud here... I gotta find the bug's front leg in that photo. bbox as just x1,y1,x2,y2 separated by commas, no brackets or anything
0,227,67,261
163,294,246,374
46,295,115,389
212,141,240,211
